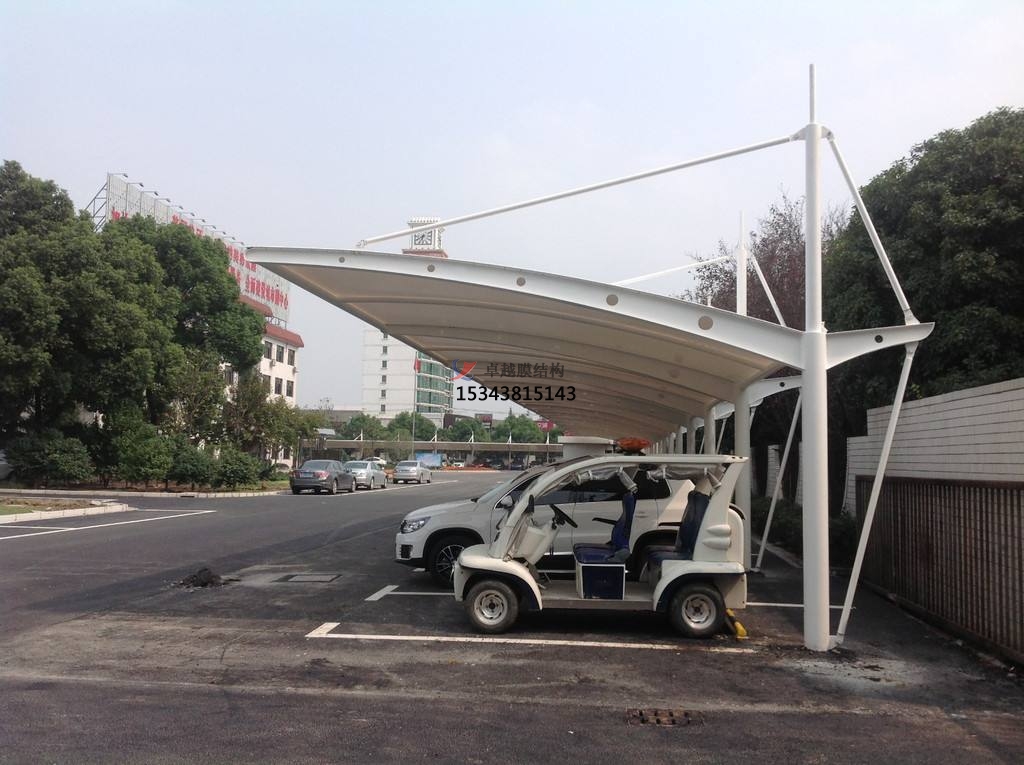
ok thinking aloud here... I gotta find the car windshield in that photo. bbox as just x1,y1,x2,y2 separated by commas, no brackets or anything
397,461,418,468
301,461,333,470
344,461,368,470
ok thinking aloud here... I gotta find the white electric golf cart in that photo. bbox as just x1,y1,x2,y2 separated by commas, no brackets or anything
453,454,748,638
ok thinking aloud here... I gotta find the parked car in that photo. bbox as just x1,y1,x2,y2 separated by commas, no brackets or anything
393,460,432,484
289,460,354,495
395,457,691,585
344,460,387,490
451,461,466,468
0,450,12,481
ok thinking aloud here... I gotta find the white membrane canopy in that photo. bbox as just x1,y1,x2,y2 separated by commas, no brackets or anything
247,248,809,441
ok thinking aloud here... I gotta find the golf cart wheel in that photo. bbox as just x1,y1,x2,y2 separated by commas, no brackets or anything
465,579,519,634
426,533,476,586
669,582,725,638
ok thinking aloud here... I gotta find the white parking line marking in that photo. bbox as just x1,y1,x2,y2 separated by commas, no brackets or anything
304,624,756,653
747,602,849,610
0,510,216,541
390,591,452,596
0,525,75,530
365,585,399,601
413,568,426,572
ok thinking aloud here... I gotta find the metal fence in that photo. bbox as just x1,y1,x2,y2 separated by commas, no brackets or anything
856,475,1024,665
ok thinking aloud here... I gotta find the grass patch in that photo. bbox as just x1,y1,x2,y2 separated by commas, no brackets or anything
0,498,91,514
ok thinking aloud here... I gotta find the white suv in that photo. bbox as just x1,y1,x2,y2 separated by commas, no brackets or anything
395,459,690,585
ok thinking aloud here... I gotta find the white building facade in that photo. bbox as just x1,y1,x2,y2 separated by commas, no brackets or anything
360,218,453,425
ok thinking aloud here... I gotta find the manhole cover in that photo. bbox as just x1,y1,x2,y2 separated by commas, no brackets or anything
274,574,341,583
627,709,704,726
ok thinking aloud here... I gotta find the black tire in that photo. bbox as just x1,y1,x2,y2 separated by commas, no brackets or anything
426,533,477,587
348,480,355,493
416,478,422,484
291,487,301,495
328,480,337,495
669,582,725,638
464,579,519,634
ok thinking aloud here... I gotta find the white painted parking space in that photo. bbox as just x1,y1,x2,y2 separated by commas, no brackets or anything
305,622,757,653
747,602,850,610
0,510,216,541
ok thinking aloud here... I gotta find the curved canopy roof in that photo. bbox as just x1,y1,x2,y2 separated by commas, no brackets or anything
247,247,814,440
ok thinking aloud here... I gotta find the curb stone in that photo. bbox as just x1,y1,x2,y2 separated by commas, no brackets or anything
0,502,133,524
0,488,286,499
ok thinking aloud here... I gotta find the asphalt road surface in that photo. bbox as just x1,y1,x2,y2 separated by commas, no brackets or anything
1,474,1021,764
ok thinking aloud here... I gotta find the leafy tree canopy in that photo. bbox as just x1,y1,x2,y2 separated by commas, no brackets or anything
825,107,1024,403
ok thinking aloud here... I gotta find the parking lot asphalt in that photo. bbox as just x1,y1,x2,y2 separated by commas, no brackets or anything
1,474,1021,764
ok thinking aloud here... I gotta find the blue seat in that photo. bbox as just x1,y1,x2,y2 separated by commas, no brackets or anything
645,490,710,575
573,492,636,563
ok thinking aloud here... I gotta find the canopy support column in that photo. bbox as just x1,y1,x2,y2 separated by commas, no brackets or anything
801,81,830,652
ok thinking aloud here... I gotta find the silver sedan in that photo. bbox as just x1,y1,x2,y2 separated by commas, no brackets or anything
343,460,388,490
392,460,432,484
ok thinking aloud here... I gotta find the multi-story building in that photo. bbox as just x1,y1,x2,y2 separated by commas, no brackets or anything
361,331,452,425
236,296,304,403
360,218,453,426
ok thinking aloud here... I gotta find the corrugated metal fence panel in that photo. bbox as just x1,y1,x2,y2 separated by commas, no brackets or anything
857,476,1024,665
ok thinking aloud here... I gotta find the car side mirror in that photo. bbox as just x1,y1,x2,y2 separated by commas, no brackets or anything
497,495,513,510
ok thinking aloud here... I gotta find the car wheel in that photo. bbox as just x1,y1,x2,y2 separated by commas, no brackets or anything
381,477,387,489
669,582,725,638
426,533,477,587
328,480,337,495
416,477,422,484
291,487,301,495
465,579,519,634
348,480,355,493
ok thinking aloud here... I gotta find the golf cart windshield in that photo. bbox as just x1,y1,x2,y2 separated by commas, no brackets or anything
473,457,589,508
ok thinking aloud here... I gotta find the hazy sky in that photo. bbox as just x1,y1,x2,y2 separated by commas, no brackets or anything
3,1,1021,415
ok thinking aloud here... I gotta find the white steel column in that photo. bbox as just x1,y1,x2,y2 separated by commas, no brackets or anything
735,390,752,567
734,215,753,568
801,66,831,652
678,426,686,454
703,408,717,455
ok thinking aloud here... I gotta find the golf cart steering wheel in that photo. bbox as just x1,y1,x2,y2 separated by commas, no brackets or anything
549,503,578,528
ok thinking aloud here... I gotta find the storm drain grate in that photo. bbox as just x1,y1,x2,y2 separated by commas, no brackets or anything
627,709,705,727
274,574,341,583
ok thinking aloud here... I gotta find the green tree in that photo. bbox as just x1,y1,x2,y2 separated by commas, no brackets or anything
339,413,388,440
167,437,216,490
215,445,260,488
826,108,1024,403
7,432,93,486
115,422,173,487
439,417,488,442
491,414,544,443
162,349,228,443
0,160,75,237
222,373,270,453
387,411,437,441
112,216,264,370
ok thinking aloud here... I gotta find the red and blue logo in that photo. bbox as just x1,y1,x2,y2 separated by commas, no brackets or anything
451,360,477,381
